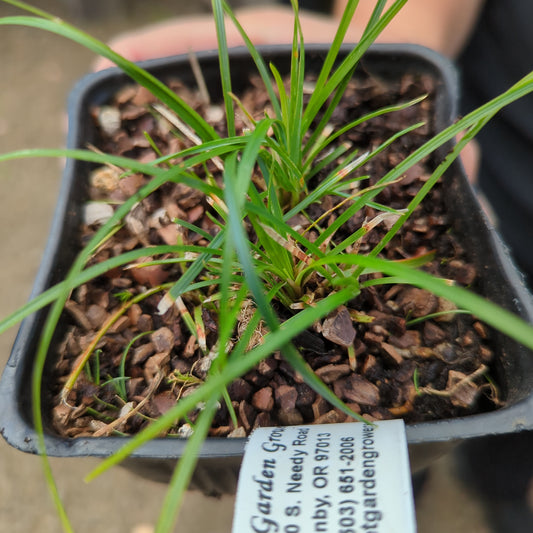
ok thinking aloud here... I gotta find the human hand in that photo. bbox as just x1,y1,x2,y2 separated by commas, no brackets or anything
94,5,356,71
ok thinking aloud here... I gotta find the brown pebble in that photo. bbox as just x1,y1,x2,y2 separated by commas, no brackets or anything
152,391,176,416
144,352,169,381
64,300,93,330
137,314,154,332
448,259,477,286
108,315,130,333
127,303,143,325
473,321,488,339
389,330,421,350
257,357,278,377
312,396,330,419
295,383,316,407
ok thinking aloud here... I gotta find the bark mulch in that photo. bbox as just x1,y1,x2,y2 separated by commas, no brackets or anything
50,68,500,439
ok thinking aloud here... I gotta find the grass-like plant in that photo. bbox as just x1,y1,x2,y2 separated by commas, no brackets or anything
2,0,533,531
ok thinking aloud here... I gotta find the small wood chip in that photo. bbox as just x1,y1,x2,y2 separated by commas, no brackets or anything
397,287,438,318
228,378,252,401
127,304,143,326
64,301,93,331
118,173,145,197
435,297,458,322
315,363,352,384
448,259,477,286
311,396,330,419
152,391,176,416
253,412,274,429
275,385,298,411
322,306,356,347
108,315,130,334
157,224,181,246
130,262,169,287
151,327,175,353
257,357,278,377
238,401,256,432
144,352,170,381
381,343,404,365
252,387,274,411
423,322,447,346
389,330,421,350
334,374,380,406
137,314,153,332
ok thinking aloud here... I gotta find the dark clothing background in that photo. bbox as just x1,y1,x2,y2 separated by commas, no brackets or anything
458,0,533,281
279,0,330,13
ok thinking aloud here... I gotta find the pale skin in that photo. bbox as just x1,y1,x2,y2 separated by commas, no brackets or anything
94,0,485,179
95,0,485,68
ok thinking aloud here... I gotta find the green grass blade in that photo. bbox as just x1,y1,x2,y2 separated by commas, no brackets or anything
1,0,55,18
270,63,290,139
225,160,278,327
287,0,305,169
160,127,278,308
244,200,342,280
361,0,388,39
311,0,359,93
0,148,165,175
212,0,235,137
117,331,153,400
155,397,219,533
220,0,282,118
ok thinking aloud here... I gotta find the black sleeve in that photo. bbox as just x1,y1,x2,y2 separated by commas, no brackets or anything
277,0,333,14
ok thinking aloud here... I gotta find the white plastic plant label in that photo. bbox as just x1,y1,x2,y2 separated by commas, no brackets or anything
232,420,415,533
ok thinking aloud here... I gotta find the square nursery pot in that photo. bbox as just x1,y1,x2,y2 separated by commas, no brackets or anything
2,44,533,495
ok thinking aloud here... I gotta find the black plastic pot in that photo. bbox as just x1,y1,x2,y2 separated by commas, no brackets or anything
2,44,533,494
